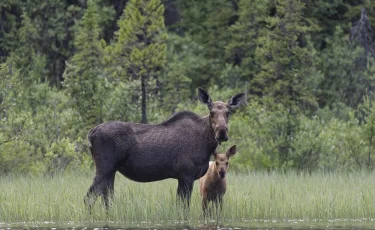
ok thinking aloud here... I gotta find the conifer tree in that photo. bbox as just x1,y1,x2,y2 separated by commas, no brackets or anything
63,0,107,129
25,0,83,87
254,0,316,109
0,1,22,61
110,0,167,123
9,12,45,84
176,0,238,86
159,34,193,113
318,26,375,111
253,0,319,166
226,0,270,85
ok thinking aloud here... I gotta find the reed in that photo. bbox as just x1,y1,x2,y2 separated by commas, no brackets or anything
1,171,375,227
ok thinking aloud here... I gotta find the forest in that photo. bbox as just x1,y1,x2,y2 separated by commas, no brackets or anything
1,0,375,175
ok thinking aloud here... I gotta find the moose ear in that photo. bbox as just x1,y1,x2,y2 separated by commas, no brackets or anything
198,88,212,108
226,145,237,158
228,93,245,110
212,151,218,159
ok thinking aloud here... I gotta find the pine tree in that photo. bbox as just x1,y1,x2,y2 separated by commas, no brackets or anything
110,0,167,123
0,1,22,61
159,33,193,113
9,12,45,84
176,0,238,86
253,0,319,166
317,26,375,111
254,0,316,109
63,0,107,129
225,0,270,85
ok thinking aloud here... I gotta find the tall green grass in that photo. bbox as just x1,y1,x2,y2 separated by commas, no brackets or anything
1,171,375,227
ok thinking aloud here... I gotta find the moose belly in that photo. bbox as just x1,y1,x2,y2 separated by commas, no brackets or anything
117,158,175,182
115,130,214,182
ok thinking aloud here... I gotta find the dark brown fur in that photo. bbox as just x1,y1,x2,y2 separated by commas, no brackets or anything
84,88,245,211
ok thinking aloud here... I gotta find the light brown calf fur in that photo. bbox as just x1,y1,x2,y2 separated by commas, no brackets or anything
199,145,237,217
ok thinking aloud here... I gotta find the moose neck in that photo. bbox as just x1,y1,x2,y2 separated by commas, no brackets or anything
212,166,224,182
202,114,219,149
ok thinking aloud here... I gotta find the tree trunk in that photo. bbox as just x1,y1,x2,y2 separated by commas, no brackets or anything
141,74,147,124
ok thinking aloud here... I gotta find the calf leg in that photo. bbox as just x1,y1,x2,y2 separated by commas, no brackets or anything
202,197,209,221
213,197,223,226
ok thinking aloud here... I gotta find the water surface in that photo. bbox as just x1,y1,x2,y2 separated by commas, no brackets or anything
1,219,375,230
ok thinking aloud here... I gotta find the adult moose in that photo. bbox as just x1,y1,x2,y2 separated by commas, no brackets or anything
84,88,245,211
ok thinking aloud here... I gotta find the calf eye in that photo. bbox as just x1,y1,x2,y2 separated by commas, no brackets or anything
226,162,229,166
216,162,219,166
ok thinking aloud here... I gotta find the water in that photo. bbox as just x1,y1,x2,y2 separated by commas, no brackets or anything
1,220,375,230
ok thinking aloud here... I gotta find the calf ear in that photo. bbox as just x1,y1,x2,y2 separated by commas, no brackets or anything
226,145,237,158
228,93,245,110
198,88,212,108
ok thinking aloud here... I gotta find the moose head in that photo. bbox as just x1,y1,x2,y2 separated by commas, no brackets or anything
213,145,237,179
198,88,245,144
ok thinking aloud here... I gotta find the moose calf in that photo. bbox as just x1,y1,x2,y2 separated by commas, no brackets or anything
199,145,237,218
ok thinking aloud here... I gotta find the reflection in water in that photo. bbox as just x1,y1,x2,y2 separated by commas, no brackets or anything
1,220,375,230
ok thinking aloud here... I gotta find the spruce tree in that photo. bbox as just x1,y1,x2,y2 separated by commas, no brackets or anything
24,0,83,87
175,0,239,87
110,0,167,124
226,0,270,85
9,12,45,84
63,0,107,129
0,1,22,61
159,33,193,113
253,0,318,166
317,26,375,111
254,0,316,109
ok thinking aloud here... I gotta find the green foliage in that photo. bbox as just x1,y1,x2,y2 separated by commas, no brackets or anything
317,26,375,110
0,0,22,60
158,33,196,113
177,0,237,60
108,0,167,123
226,0,270,83
1,44,85,175
63,0,108,131
3,0,375,174
163,33,215,94
174,0,240,87
254,0,317,110
8,12,46,84
359,96,375,169
0,61,35,174
23,0,83,87
44,137,83,175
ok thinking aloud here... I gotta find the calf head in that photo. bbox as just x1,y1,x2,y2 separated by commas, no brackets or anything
198,88,245,143
213,145,237,179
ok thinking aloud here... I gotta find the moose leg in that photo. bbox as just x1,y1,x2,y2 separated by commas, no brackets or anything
202,197,209,221
102,172,116,210
84,170,116,212
176,177,194,220
177,178,194,207
214,197,223,226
